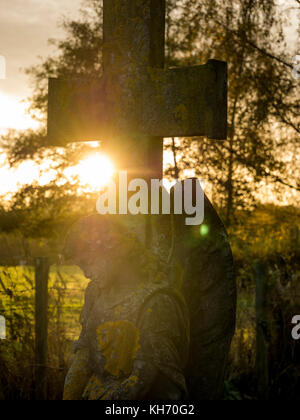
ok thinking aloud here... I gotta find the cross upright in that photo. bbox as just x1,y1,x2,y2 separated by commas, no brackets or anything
48,0,227,181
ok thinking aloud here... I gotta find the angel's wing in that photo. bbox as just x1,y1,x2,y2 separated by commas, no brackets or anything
172,179,236,400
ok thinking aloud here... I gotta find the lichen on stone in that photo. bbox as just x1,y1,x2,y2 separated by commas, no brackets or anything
96,320,141,378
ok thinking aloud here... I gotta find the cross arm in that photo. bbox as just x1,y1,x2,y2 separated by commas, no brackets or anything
47,77,109,145
138,60,227,140
47,60,227,145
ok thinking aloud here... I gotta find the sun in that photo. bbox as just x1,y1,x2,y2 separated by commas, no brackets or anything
75,154,114,190
0,92,40,132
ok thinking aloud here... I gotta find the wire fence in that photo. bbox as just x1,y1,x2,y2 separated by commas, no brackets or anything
0,255,299,400
0,262,89,400
0,264,88,338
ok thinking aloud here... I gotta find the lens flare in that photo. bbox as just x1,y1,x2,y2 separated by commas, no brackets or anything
200,224,210,237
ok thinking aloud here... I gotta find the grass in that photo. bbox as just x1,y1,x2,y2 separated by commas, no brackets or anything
0,265,89,400
0,265,89,342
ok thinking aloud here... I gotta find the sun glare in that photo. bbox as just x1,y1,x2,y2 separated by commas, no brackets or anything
74,154,114,190
0,93,40,132
0,152,114,198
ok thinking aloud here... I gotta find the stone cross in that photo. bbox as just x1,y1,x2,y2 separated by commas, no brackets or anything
49,5,235,398
48,0,227,181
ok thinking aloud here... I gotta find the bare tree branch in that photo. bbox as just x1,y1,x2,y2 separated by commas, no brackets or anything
215,19,294,69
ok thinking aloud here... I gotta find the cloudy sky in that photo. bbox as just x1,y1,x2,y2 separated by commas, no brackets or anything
0,0,298,133
0,0,82,131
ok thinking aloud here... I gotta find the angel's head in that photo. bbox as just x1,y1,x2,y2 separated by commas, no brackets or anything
63,214,142,289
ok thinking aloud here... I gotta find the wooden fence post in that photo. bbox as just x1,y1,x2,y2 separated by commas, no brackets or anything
254,260,269,400
35,257,49,400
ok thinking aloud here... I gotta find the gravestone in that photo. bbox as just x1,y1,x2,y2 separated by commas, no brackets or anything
49,0,236,400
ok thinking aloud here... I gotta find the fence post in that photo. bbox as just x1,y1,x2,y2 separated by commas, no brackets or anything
254,260,269,400
35,257,49,400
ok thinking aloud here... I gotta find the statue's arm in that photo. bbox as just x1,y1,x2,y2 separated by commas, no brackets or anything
63,348,91,400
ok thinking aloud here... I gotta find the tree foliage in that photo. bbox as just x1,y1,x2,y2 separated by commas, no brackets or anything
165,0,299,223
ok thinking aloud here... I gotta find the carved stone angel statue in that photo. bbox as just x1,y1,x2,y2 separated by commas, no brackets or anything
63,180,236,400
63,214,190,400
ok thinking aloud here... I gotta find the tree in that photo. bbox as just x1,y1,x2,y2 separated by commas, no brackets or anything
165,0,299,224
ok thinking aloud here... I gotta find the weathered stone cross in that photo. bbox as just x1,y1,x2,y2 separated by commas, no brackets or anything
48,0,227,180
